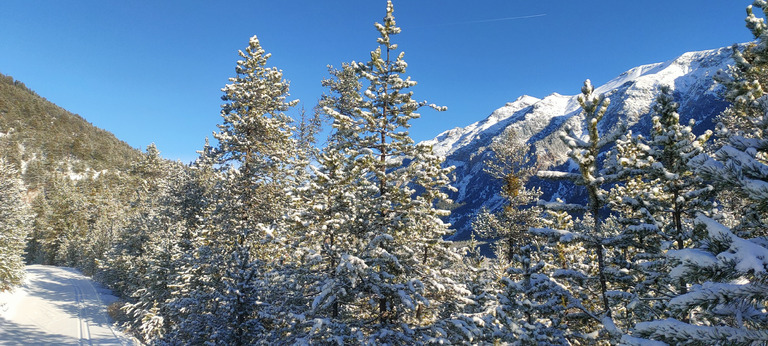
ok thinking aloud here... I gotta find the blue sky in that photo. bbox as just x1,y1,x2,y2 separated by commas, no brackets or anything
0,1,756,163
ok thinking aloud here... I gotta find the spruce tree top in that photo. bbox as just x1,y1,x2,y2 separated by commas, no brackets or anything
214,35,298,168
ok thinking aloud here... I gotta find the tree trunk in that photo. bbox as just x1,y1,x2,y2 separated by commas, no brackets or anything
379,297,387,323
590,187,610,317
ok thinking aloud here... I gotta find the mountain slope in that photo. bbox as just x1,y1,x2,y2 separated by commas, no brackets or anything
0,73,141,187
426,47,734,240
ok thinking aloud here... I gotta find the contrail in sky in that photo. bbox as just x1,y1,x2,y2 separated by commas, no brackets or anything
413,13,547,28
455,13,547,25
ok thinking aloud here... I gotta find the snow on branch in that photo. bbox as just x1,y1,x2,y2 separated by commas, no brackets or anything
596,123,627,149
729,136,768,152
667,281,768,319
695,214,768,274
530,227,580,242
536,200,588,213
667,248,718,279
537,170,582,181
634,318,768,345
718,145,768,180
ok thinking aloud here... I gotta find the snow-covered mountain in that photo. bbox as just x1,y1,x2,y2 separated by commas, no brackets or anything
425,47,734,240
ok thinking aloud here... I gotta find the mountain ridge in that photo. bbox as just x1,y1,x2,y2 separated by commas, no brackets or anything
429,46,734,240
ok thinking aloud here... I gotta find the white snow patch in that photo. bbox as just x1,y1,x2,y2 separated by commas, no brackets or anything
0,265,136,345
0,285,27,320
424,94,541,157
620,334,667,346
667,248,718,279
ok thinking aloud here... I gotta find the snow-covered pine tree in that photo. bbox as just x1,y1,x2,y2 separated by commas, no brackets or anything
76,174,131,276
632,215,768,344
633,3,768,344
646,86,714,249
121,163,192,343
186,35,300,345
0,159,32,291
301,2,470,343
25,173,91,267
474,128,542,264
436,233,494,343
253,109,323,342
469,128,569,344
278,64,368,344
160,140,231,344
212,34,300,231
540,200,578,273
607,86,714,331
699,2,768,238
98,143,172,298
534,79,628,342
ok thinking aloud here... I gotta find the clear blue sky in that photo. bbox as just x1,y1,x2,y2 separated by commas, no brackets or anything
0,1,756,163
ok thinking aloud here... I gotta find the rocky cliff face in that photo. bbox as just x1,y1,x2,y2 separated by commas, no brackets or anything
425,47,734,240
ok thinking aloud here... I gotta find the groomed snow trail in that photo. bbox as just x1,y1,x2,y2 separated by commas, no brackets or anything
0,265,134,345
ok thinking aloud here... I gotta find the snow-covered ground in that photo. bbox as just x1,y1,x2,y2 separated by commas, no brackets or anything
0,265,135,345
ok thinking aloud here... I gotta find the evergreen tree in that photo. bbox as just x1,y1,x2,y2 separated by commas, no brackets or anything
0,159,32,291
535,80,628,342
646,86,713,249
468,128,568,344
76,174,130,276
635,3,768,344
474,128,542,263
160,141,229,344
99,144,172,298
121,163,190,343
298,2,469,343
168,35,301,345
633,215,768,344
604,86,715,332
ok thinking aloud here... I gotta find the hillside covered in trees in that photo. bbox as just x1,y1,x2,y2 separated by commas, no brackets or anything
0,71,164,276
0,73,141,181
2,1,768,345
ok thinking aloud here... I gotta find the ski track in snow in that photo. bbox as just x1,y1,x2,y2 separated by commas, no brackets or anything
0,265,134,345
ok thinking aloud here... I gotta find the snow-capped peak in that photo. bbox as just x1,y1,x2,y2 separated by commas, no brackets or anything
425,94,540,157
429,46,735,240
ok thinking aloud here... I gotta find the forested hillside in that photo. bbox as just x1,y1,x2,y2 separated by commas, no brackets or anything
1,1,768,345
0,71,168,276
0,73,141,184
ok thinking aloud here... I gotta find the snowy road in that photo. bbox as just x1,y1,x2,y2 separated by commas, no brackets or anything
0,265,134,345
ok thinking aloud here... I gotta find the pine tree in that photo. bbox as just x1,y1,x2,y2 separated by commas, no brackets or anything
213,35,299,222
27,173,98,267
535,79,628,342
474,128,542,264
604,87,715,332
633,215,768,344
465,128,567,344
99,144,172,298
646,86,713,248
634,3,768,344
121,163,191,343
160,141,228,344
297,2,469,343
77,174,130,276
169,35,301,345
0,159,32,291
